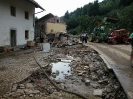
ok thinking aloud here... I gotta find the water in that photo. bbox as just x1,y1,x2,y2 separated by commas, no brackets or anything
51,59,72,80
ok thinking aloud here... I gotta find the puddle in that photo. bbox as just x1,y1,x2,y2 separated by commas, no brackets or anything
51,59,72,80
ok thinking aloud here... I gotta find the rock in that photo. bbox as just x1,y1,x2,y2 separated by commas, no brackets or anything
92,75,98,81
89,64,98,72
52,72,56,74
11,92,23,98
56,70,60,74
105,87,113,93
97,70,104,76
90,67,98,72
82,71,87,74
55,80,61,84
60,83,65,89
74,70,81,73
46,65,52,74
78,73,82,76
98,80,105,84
26,83,34,89
48,89,54,94
11,84,18,92
30,90,40,94
98,79,108,84
93,89,103,96
84,66,89,70
81,77,85,82
84,66,89,68
52,74,56,78
85,80,90,86
91,83,99,88
29,94,34,97
24,89,40,94
24,89,32,94
114,85,120,90
16,89,24,94
18,84,25,89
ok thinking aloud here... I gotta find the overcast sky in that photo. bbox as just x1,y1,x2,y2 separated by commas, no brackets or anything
35,0,103,18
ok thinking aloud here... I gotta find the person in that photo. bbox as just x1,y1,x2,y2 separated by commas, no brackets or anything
80,34,82,41
84,33,88,43
129,32,133,48
81,33,88,43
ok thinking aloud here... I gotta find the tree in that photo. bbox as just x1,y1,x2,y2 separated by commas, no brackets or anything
119,0,133,7
35,16,38,21
78,15,97,33
64,11,69,20
89,0,100,16
62,0,133,35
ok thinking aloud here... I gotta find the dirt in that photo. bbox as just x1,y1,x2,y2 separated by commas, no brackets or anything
0,42,129,99
86,42,133,99
86,42,131,65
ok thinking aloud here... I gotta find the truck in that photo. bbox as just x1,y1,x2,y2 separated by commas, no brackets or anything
88,17,118,43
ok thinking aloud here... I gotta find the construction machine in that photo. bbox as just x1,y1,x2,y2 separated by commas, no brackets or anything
89,17,118,43
108,29,129,44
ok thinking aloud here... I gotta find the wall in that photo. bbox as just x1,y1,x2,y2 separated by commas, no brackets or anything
0,0,35,47
46,16,66,24
46,23,66,33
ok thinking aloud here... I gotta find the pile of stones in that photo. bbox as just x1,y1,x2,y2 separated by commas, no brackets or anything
1,70,83,99
0,44,128,99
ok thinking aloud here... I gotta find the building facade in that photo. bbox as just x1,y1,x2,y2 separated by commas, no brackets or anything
0,0,44,48
45,16,67,34
35,14,67,39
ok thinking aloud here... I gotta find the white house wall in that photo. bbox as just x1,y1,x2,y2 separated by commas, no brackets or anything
0,0,35,47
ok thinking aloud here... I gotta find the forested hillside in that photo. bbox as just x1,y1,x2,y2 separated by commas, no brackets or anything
62,0,133,35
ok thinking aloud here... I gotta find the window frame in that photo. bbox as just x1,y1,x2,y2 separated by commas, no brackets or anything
25,11,29,20
25,30,29,39
10,6,16,16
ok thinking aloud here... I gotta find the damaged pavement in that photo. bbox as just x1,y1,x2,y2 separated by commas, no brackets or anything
0,35,128,99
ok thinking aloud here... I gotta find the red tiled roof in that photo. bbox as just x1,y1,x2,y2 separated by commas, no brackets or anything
27,0,45,10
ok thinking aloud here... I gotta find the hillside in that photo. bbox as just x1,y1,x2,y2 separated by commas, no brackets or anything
62,0,133,35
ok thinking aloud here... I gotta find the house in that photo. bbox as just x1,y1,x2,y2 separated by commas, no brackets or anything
0,0,44,49
35,13,54,38
35,13,67,39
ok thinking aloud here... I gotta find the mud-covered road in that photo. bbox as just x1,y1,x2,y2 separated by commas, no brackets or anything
85,42,133,99
86,42,131,66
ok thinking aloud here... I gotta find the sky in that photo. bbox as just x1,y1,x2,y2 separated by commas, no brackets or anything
35,0,103,18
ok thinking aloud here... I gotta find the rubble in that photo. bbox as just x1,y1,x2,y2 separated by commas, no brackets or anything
93,89,103,96
0,36,128,99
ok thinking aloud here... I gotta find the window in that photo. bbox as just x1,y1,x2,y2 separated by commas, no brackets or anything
57,19,59,23
25,11,29,19
25,30,29,39
10,6,16,16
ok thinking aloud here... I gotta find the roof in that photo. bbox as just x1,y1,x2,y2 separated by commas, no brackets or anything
35,13,54,24
27,0,45,10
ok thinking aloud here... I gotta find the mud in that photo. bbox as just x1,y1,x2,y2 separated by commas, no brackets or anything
0,42,128,99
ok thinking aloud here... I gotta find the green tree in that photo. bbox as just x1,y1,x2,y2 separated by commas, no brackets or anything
64,11,69,20
62,0,133,35
35,16,38,21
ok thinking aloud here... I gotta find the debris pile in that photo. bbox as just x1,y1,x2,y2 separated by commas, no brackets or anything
1,70,83,99
0,41,128,99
